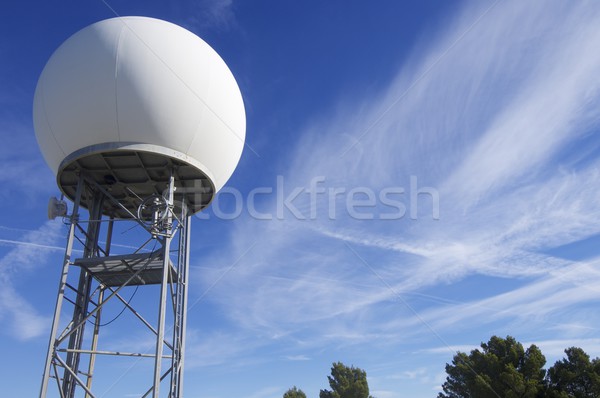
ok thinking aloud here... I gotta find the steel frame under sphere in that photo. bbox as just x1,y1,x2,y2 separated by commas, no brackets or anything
39,171,191,398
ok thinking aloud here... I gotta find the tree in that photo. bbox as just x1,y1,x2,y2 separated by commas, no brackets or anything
320,362,374,398
438,335,546,398
546,347,600,398
283,386,307,398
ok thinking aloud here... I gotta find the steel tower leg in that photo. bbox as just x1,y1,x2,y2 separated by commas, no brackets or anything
40,175,84,398
152,173,175,397
85,218,112,396
62,190,104,397
170,203,190,397
175,212,191,397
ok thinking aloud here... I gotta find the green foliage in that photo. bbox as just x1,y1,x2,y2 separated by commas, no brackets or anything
319,362,374,398
438,336,546,398
284,342,600,398
283,386,307,398
546,347,600,398
438,336,600,398
283,336,600,398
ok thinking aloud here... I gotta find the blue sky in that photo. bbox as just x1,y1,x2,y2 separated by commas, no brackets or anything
2,1,600,397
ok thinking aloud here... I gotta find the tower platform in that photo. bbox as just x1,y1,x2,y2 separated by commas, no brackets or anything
73,251,177,287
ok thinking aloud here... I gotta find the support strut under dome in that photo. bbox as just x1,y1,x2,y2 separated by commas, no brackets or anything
40,171,191,398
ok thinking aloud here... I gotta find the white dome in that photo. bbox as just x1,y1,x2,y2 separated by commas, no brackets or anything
33,16,246,215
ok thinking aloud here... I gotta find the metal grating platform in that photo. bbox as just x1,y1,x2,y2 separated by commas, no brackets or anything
57,146,215,218
73,251,177,287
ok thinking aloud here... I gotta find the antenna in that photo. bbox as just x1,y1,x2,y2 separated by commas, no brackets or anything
47,196,68,220
35,16,246,398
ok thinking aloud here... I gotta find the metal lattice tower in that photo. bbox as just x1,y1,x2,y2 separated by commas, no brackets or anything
40,169,191,397
34,16,246,398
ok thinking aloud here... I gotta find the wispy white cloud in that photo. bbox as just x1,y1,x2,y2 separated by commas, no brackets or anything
0,220,62,339
441,5,600,206
396,368,428,380
194,0,600,366
185,328,263,368
369,391,401,398
419,345,479,356
184,0,237,32
529,338,600,361
398,257,600,336
0,118,55,200
0,238,64,251
285,354,310,361
245,386,284,398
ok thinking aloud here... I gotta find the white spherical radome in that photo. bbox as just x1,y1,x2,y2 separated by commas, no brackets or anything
33,16,246,215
